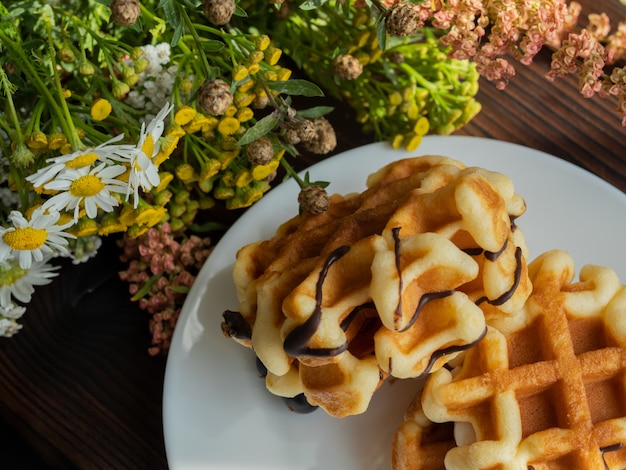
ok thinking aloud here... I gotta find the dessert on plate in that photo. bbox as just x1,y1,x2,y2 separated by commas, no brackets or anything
221,154,530,418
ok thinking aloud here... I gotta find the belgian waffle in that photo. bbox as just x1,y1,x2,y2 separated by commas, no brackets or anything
222,154,530,417
396,250,626,469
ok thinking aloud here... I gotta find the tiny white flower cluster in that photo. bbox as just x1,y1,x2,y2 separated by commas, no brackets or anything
125,43,179,121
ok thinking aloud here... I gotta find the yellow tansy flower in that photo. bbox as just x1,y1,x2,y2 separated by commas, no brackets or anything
391,135,404,149
389,92,403,106
265,47,282,66
234,91,255,108
218,150,238,170
248,50,264,64
174,106,197,126
27,131,48,150
247,63,260,75
127,224,149,239
47,132,68,150
201,159,221,180
90,98,112,121
237,78,256,93
413,116,430,136
155,172,174,192
98,212,127,236
232,64,249,81
236,107,254,122
71,217,99,237
135,205,166,227
183,114,211,134
175,163,196,183
251,160,279,180
277,67,292,81
154,136,180,167
217,117,241,136
165,124,187,139
405,134,423,151
235,170,253,188
254,34,271,51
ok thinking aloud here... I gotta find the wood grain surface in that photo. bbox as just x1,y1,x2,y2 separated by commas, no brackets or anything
1,0,625,468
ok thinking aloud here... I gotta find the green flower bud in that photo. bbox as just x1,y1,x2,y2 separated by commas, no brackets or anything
10,142,35,167
130,47,144,61
112,80,130,99
58,47,75,63
78,62,96,76
134,57,149,74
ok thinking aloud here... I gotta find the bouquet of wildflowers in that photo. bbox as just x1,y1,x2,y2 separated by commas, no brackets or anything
1,0,626,354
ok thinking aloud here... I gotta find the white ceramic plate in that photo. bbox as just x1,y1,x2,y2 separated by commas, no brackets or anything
163,136,626,469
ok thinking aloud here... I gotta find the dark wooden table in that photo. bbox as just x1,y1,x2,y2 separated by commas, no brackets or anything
1,0,625,467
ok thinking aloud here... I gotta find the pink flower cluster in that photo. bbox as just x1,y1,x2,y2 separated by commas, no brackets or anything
118,222,213,356
546,11,626,125
424,0,579,89
384,0,626,125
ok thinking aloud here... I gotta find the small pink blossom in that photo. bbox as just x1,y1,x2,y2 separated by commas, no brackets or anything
118,222,213,355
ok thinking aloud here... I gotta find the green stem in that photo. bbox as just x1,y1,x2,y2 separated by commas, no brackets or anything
0,30,77,150
45,24,83,150
0,67,25,144
279,158,306,188
180,6,214,80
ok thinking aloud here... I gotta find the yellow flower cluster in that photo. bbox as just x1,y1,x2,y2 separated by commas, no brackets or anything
249,0,481,148
152,39,292,224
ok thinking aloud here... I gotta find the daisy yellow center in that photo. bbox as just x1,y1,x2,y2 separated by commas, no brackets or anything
69,174,105,197
142,135,155,158
3,227,47,251
0,261,26,286
66,152,99,169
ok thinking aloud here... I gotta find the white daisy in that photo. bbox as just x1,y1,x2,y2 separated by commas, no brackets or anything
0,209,75,269
0,301,25,319
0,318,21,337
0,255,59,308
26,134,135,188
127,102,173,207
42,162,128,221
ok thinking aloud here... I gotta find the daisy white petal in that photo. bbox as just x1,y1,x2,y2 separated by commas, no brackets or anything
126,103,174,207
42,163,128,222
26,135,131,188
0,209,75,269
0,255,59,308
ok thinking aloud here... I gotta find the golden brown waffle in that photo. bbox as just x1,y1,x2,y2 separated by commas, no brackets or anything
396,250,626,469
222,155,530,417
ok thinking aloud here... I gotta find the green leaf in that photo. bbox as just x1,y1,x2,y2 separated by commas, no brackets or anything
200,39,225,52
299,0,330,10
297,106,334,119
189,221,225,233
302,171,330,188
131,273,164,301
233,4,248,17
170,20,184,48
237,112,280,146
376,18,387,52
265,79,324,97
158,0,181,28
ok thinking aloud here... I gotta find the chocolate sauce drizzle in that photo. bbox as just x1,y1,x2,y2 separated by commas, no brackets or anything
391,226,455,332
221,310,252,340
340,302,376,331
283,245,351,357
527,442,623,470
475,246,523,307
601,443,624,469
412,327,488,379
